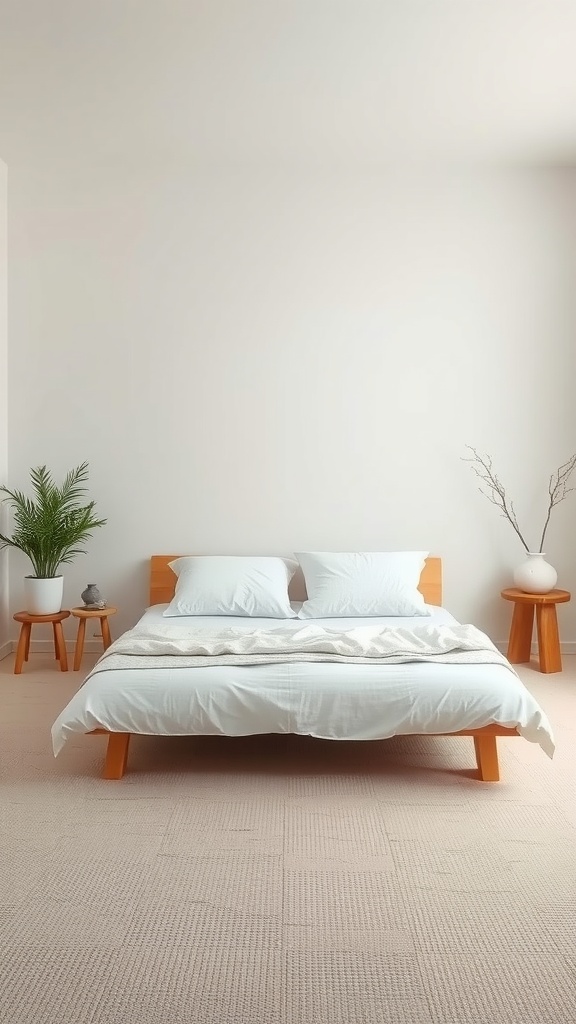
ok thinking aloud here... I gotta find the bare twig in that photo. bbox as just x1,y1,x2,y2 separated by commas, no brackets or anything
463,446,576,553
538,453,576,553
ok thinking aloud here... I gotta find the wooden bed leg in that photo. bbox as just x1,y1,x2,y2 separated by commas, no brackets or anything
473,734,500,782
103,733,131,780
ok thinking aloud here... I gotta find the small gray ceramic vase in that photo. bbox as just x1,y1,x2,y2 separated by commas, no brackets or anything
81,583,106,609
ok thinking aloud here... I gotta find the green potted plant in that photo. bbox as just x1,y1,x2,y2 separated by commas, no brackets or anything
0,462,107,615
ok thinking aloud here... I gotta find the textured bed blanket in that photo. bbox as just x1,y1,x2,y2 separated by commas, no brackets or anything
88,622,515,675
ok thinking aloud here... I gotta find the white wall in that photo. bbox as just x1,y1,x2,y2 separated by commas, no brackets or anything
0,158,8,652
7,162,576,644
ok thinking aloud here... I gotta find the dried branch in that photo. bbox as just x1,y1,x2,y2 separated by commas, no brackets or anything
463,446,576,554
538,453,576,553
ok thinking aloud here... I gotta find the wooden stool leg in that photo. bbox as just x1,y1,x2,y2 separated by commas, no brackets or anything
101,616,112,651
53,622,62,667
54,622,68,672
14,623,31,674
536,604,562,673
52,623,62,662
474,734,500,782
74,618,87,671
507,603,534,664
104,733,131,779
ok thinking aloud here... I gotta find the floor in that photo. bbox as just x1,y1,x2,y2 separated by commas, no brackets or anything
1,651,575,1024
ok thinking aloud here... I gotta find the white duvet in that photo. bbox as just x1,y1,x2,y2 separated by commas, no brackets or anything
51,604,555,757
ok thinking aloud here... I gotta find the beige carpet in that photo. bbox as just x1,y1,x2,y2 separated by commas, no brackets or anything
1,651,575,1024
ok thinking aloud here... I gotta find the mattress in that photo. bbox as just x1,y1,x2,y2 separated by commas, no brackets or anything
51,603,554,757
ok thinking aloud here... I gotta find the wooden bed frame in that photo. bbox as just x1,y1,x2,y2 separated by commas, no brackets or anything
91,554,519,781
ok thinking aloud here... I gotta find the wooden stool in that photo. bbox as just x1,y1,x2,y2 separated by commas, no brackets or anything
71,606,117,670
501,588,571,673
13,610,70,674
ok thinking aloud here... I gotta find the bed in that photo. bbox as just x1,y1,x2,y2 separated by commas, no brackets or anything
51,555,554,782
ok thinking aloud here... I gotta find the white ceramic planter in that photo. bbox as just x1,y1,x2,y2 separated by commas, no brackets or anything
24,575,64,615
513,553,557,595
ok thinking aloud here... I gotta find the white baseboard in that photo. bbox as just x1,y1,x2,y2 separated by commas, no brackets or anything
10,639,105,654
495,641,576,655
0,640,12,662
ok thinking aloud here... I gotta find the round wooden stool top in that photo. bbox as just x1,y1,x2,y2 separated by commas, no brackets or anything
71,606,117,619
501,588,571,605
13,610,70,624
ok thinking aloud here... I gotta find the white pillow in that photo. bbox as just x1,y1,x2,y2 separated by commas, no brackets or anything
164,556,298,618
296,551,430,618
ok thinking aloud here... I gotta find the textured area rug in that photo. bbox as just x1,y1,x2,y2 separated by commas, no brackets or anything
1,652,575,1023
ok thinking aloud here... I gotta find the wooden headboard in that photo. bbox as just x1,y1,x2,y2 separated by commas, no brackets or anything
149,555,443,607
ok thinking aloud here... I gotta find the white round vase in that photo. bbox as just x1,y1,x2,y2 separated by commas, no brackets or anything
24,575,64,615
513,553,557,595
